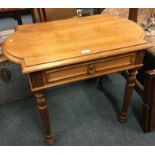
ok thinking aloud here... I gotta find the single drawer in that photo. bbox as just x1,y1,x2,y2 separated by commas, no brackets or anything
44,53,136,86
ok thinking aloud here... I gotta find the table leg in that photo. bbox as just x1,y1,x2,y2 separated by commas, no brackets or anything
15,12,22,25
34,91,54,145
128,8,138,22
31,9,36,23
142,70,155,132
120,69,138,123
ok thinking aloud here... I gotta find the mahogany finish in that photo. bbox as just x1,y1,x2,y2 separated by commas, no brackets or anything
128,8,139,22
142,70,155,132
36,8,47,22
2,14,151,145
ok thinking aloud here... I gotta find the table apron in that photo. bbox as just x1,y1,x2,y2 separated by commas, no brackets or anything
28,51,144,92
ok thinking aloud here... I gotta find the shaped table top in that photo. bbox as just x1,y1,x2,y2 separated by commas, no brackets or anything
2,14,151,73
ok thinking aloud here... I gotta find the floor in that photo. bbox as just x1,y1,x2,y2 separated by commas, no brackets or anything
0,15,155,146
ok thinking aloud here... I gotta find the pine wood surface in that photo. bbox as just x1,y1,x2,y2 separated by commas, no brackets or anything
2,14,151,73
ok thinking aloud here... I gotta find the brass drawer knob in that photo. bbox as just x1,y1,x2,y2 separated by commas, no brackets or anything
87,64,96,75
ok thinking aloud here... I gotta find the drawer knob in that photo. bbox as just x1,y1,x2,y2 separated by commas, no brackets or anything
87,64,96,75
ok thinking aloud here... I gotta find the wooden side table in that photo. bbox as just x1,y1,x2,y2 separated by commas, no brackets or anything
2,14,151,145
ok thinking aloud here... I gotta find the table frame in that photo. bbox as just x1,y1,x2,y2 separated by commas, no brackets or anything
28,50,145,145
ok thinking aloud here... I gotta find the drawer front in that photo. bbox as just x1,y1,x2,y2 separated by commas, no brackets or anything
44,53,136,86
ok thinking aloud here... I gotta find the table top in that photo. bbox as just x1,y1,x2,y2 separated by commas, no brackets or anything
2,14,151,73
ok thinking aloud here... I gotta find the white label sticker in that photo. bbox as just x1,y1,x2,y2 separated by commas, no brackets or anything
81,49,90,54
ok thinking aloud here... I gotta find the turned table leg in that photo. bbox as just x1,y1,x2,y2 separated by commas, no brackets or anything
34,91,54,145
120,69,138,123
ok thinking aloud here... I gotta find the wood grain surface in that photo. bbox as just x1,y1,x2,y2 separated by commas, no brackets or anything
1,13,153,145
2,14,151,73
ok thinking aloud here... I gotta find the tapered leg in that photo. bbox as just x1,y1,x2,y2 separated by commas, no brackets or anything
31,9,36,23
120,69,138,123
15,12,22,25
34,91,54,145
